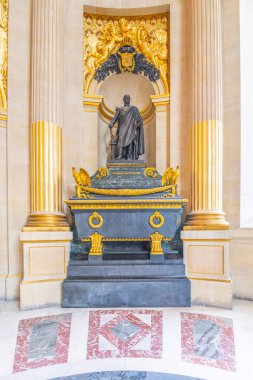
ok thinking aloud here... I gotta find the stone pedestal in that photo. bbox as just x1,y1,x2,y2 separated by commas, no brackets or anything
20,231,72,310
181,230,233,308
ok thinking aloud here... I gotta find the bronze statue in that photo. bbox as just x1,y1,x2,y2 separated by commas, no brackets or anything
108,95,144,160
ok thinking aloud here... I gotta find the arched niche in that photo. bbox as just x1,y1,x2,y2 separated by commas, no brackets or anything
96,72,156,166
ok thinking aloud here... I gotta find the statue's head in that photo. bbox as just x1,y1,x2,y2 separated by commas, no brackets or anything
123,94,130,105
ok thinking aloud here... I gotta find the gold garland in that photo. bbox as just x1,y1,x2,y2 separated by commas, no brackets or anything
77,184,173,197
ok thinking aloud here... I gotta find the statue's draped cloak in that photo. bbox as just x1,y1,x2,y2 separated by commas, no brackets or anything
116,105,144,157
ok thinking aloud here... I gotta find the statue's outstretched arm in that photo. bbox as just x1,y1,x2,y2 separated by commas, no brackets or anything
108,108,120,128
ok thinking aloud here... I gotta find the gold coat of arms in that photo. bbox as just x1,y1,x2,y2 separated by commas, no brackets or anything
118,51,136,73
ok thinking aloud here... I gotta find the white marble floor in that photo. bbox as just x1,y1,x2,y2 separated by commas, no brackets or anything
0,300,252,380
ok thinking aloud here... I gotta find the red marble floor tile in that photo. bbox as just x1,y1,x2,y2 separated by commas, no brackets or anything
87,309,163,359
13,313,72,373
181,312,236,372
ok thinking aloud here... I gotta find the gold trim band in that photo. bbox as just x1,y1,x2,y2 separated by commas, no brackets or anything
188,277,231,283
81,237,172,242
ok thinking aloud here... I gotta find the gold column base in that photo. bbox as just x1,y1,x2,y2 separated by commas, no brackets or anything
23,213,70,231
184,211,230,230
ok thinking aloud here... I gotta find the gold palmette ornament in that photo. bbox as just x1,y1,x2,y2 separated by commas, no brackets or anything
89,232,103,255
150,232,164,255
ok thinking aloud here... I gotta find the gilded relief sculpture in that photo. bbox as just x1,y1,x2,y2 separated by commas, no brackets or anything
83,13,169,94
0,0,8,109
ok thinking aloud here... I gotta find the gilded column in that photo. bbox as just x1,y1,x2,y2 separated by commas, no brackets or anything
184,0,229,230
24,0,69,230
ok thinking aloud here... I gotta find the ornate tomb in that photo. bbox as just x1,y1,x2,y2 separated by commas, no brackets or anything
63,162,190,307
62,93,190,307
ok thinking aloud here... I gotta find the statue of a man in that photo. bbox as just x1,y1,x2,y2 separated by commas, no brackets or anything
108,95,144,160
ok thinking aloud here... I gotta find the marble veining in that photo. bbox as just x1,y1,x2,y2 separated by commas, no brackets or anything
181,313,236,371
87,309,163,359
13,313,72,373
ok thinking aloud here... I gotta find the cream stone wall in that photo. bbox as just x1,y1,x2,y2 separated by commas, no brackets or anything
1,0,31,300
222,0,253,301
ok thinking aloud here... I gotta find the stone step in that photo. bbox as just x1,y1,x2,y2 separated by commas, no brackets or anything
67,262,186,278
62,277,191,308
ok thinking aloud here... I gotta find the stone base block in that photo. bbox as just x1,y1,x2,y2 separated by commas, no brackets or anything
62,277,191,308
6,276,21,301
0,277,6,301
20,231,73,309
191,279,233,309
181,229,233,308
20,280,62,310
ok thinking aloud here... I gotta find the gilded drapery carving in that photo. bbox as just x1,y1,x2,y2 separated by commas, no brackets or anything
83,13,169,95
0,0,8,109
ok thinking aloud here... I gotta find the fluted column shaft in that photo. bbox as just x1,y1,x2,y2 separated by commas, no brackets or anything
184,0,229,230
24,0,69,230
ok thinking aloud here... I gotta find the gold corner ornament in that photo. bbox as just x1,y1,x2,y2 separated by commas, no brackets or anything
89,232,103,255
162,166,180,196
94,167,109,180
150,231,164,255
88,211,104,229
0,0,8,110
72,167,91,186
149,211,165,229
144,167,158,179
83,13,169,94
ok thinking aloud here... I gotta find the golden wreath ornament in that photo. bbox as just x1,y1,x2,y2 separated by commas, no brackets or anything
149,211,165,229
88,211,104,229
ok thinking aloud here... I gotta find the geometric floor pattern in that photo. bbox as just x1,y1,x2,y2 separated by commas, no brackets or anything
87,310,163,359
13,313,72,373
181,313,236,372
1,300,253,379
